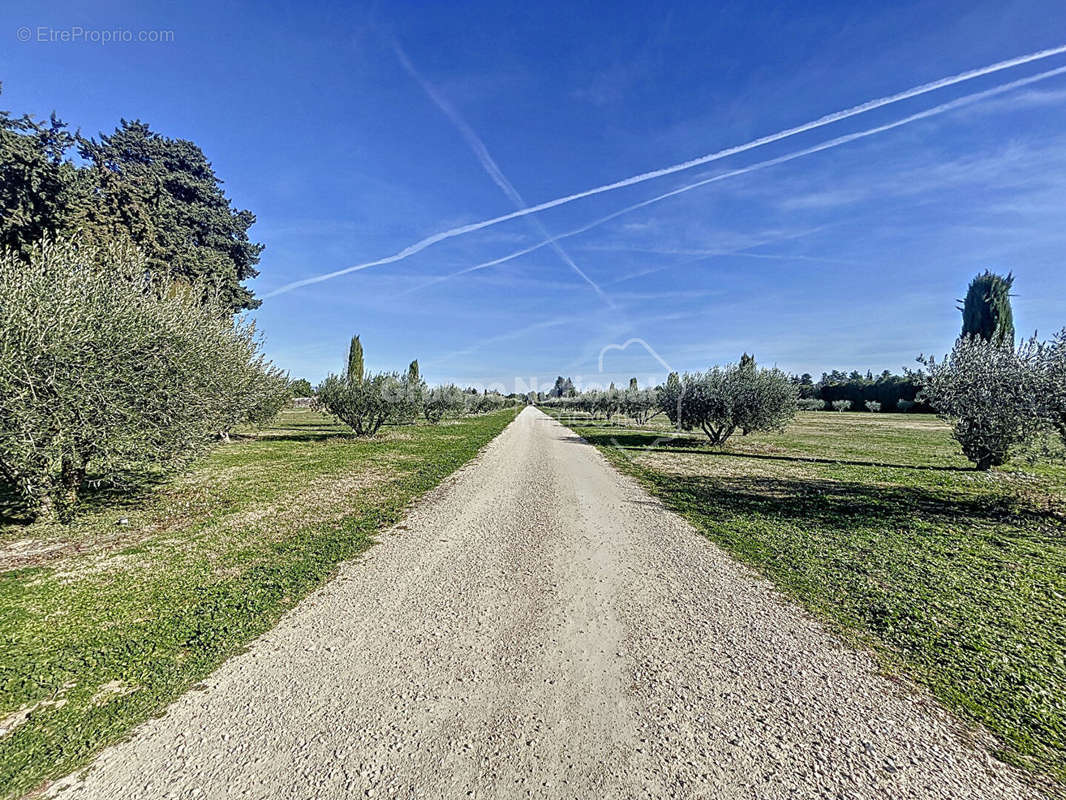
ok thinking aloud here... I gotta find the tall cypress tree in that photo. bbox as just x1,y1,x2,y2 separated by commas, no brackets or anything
959,271,1014,347
347,335,364,384
407,360,419,383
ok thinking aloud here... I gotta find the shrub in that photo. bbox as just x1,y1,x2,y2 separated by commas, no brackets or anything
865,401,882,412
919,336,1044,470
424,384,466,423
797,398,826,411
897,399,915,413
0,237,282,519
316,371,401,436
659,361,798,446
832,400,852,412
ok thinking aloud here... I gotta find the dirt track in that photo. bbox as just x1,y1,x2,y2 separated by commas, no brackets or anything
49,407,1040,799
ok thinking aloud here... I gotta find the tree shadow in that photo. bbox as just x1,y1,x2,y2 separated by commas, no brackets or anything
0,468,175,529
256,430,351,443
575,430,972,473
635,471,1063,534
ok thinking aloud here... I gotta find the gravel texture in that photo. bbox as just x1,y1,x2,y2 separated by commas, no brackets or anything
48,407,1042,799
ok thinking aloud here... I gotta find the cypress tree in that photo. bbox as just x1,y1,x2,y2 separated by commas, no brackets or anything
347,335,364,384
959,271,1014,347
408,359,419,383
629,377,638,390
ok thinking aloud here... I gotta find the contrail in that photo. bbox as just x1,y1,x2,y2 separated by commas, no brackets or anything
393,43,613,307
399,63,1066,294
263,44,1066,298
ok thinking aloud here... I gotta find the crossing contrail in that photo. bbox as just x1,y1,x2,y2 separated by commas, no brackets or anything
399,63,1066,294
393,43,613,307
263,44,1066,298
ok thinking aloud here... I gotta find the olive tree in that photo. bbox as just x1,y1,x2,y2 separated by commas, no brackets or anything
316,372,402,436
658,362,797,446
216,335,291,440
0,237,283,519
732,360,799,436
919,336,1045,470
1037,328,1066,445
622,387,660,425
424,384,466,423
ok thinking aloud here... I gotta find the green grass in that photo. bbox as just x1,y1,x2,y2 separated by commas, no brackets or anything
548,408,1066,790
0,407,518,799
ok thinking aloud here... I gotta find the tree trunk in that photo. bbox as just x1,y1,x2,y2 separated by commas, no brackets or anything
59,455,86,515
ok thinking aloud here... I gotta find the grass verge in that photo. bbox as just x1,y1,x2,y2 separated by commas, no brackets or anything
0,407,518,799
548,409,1066,790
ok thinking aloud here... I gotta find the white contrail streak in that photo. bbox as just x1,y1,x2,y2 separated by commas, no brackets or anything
393,44,612,306
400,64,1066,294
263,44,1066,298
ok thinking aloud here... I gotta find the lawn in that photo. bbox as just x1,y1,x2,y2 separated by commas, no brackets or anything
547,408,1066,789
0,407,518,799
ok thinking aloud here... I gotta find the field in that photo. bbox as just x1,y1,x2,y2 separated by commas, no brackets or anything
0,407,519,799
544,408,1066,786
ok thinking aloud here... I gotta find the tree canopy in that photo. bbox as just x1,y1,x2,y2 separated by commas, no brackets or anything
0,95,263,311
959,270,1014,347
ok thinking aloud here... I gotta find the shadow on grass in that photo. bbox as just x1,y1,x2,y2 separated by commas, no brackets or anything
575,430,973,473
257,430,352,443
0,468,173,529
629,465,1062,533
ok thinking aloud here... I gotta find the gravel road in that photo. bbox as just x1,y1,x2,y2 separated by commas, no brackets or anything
49,407,1042,799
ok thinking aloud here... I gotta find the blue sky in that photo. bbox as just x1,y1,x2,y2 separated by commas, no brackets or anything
3,1,1066,391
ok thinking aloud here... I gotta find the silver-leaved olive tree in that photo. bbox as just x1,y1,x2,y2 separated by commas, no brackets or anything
0,237,288,519
920,336,1045,470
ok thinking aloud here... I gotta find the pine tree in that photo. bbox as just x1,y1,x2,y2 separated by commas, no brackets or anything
959,270,1014,347
77,120,264,311
347,335,364,384
0,103,79,256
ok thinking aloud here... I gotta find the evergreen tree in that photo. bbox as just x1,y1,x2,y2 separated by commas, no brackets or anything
1,97,265,312
0,100,79,256
347,335,364,384
959,270,1014,347
408,360,420,383
629,377,638,390
77,120,264,311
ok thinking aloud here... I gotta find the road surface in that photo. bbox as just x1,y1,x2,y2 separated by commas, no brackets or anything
49,407,1040,799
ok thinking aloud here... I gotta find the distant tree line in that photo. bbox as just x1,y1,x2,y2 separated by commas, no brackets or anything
539,356,799,447
790,370,931,412
315,336,523,435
